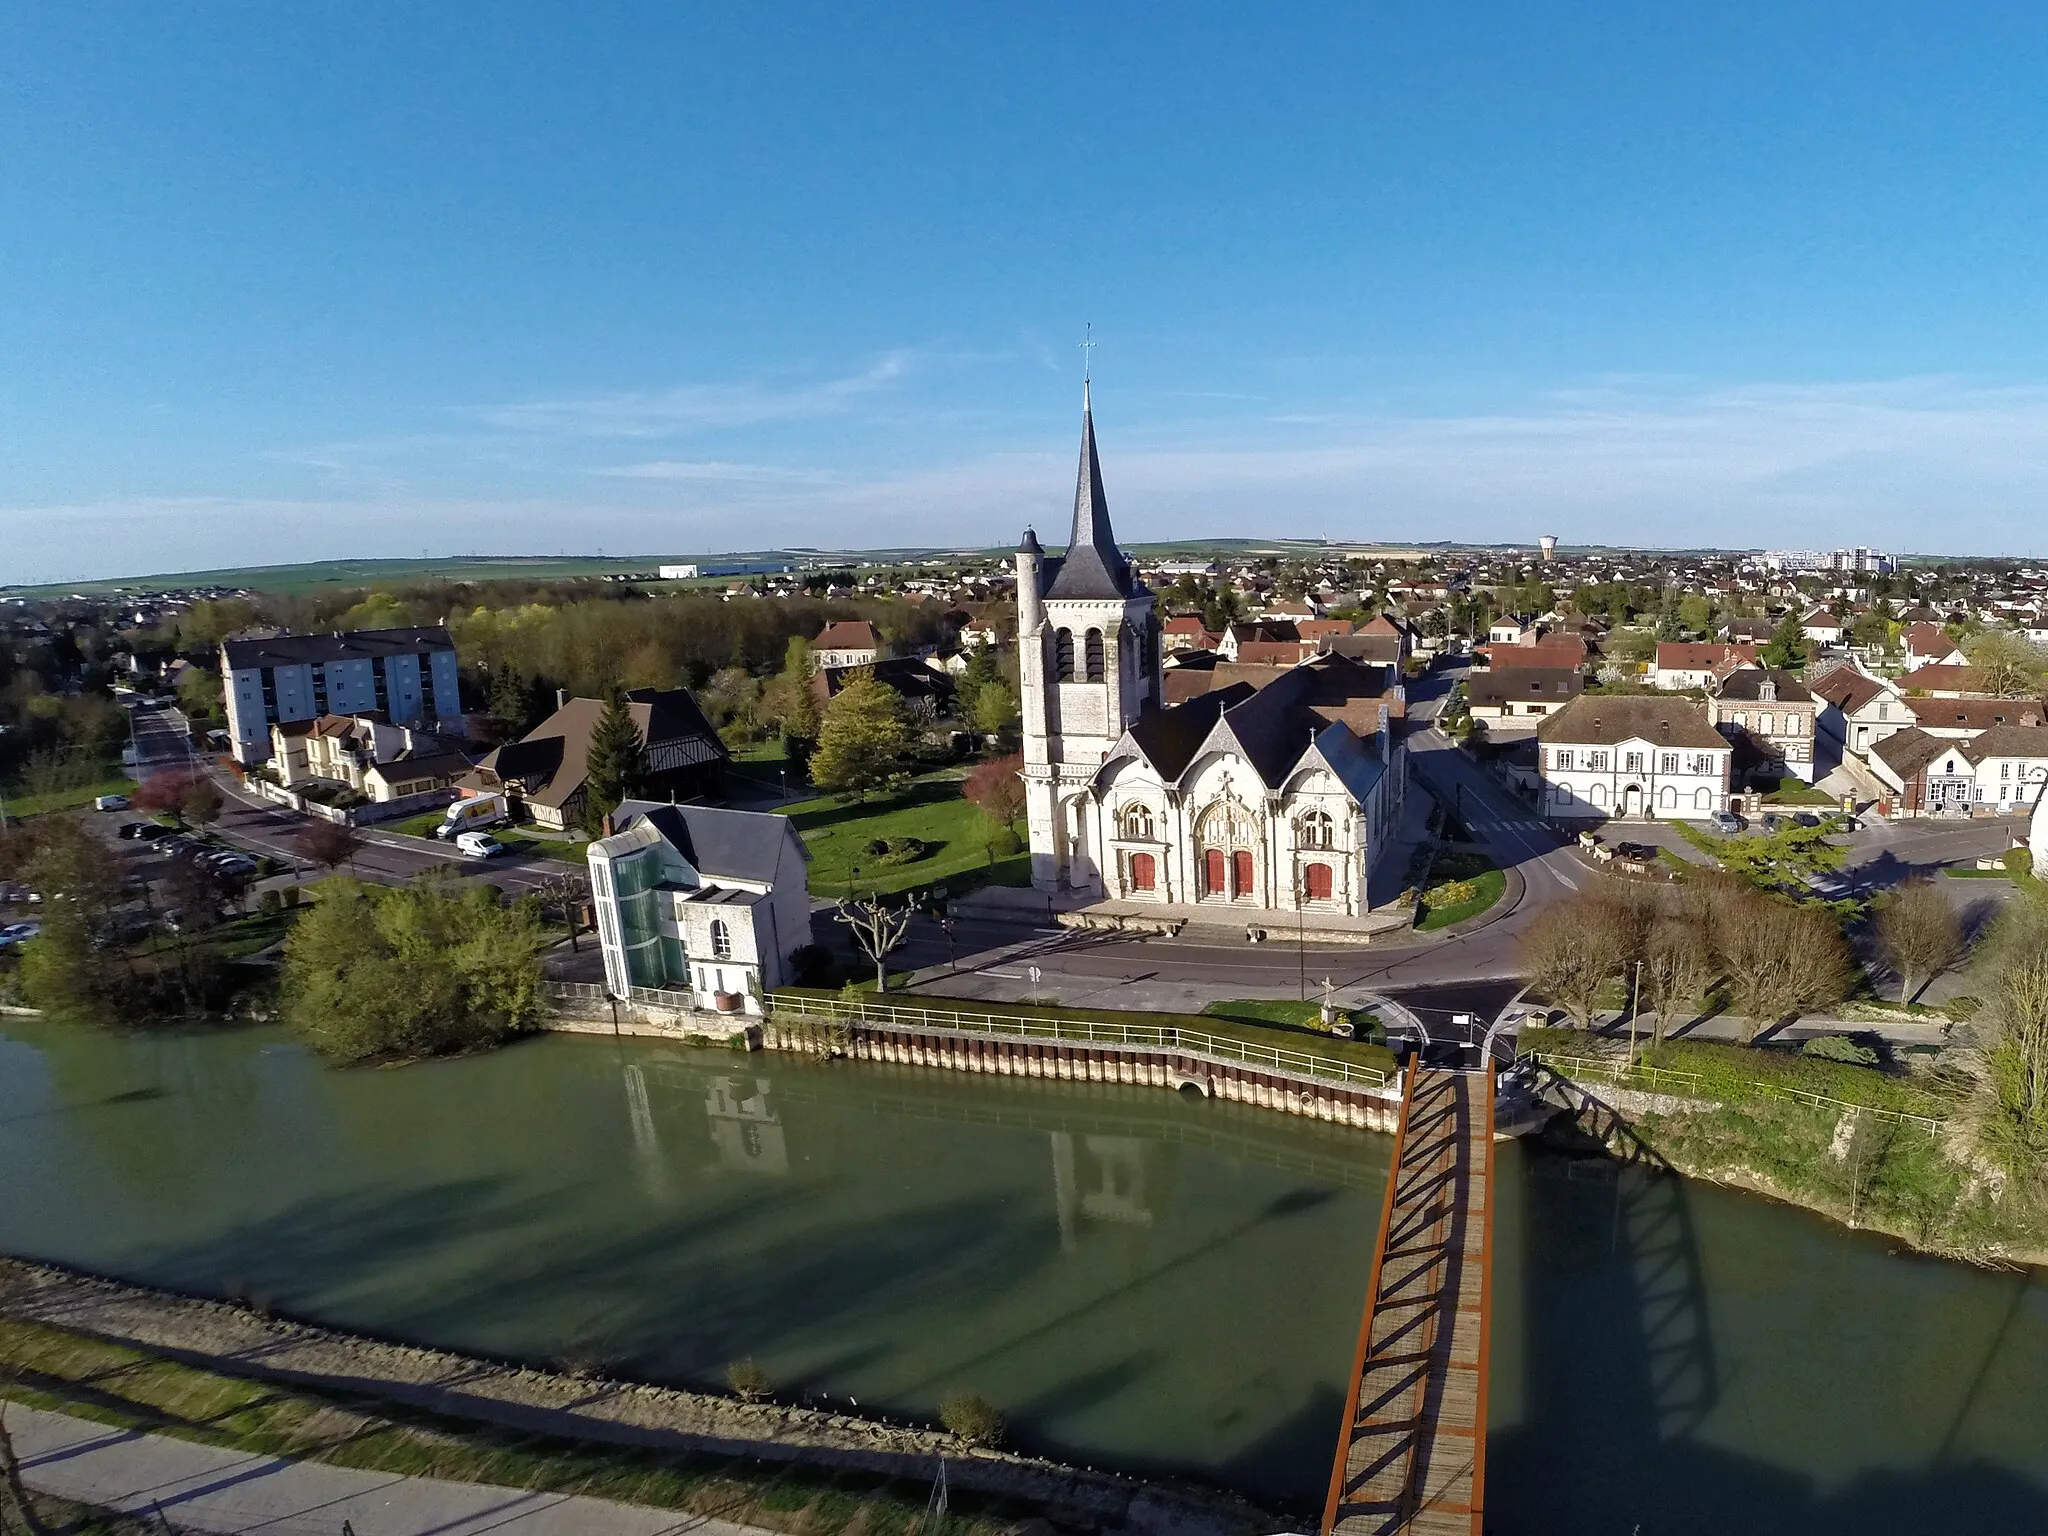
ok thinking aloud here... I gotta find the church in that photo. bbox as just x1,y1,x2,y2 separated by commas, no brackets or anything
1017,388,1408,917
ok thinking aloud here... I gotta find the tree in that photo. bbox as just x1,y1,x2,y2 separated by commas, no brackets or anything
1874,878,1967,1003
1678,594,1715,635
963,752,1025,832
486,661,536,740
1642,913,1715,1050
1963,631,2048,699
176,663,225,725
1709,885,1854,1039
296,819,364,873
1761,613,1808,671
970,680,1019,744
16,820,130,1025
133,767,202,816
761,637,820,746
1520,891,1633,1030
810,677,908,799
180,775,224,828
280,874,544,1062
1968,894,2048,1179
581,689,643,836
961,641,1002,695
1709,815,1850,898
835,891,914,993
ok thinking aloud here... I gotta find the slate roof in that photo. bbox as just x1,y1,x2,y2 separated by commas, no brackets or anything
1468,667,1584,709
1536,695,1726,749
222,626,455,670
1044,386,1137,601
1871,728,1947,779
1711,668,1814,704
470,687,725,810
613,799,803,884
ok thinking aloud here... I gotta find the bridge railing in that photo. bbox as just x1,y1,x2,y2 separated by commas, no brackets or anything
768,991,1393,1091
544,980,700,1013
1532,1051,1947,1131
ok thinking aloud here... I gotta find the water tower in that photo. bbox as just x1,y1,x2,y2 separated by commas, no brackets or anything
1538,534,1559,563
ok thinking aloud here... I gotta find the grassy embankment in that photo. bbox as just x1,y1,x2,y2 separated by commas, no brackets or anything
381,808,587,864
1521,1026,2044,1259
0,1315,1034,1536
1,771,135,819
780,988,1400,1080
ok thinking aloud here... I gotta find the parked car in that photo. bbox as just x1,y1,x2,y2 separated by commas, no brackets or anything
455,830,505,859
93,794,131,812
1614,841,1659,863
133,822,173,842
1711,810,1744,834
1761,811,1784,834
0,921,40,948
116,821,149,840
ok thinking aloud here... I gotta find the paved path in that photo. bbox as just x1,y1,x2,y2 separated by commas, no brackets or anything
7,1402,766,1535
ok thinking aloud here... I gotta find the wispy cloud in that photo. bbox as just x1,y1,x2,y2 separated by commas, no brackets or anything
594,459,834,482
473,351,917,438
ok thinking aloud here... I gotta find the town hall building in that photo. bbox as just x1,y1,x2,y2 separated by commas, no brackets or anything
1017,386,1407,917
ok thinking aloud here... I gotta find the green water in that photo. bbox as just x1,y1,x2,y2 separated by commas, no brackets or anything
2,1020,2046,1531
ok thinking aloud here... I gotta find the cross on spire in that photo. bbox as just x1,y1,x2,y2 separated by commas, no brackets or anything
1079,323,1096,390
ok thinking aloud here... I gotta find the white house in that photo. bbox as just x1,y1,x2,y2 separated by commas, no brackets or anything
1536,695,1733,821
586,800,811,1016
1870,725,2048,816
1800,608,1845,646
1902,623,1965,672
1813,667,1908,757
811,620,882,669
1650,642,1760,691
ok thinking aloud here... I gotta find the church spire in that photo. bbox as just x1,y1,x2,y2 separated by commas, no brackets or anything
1045,380,1135,601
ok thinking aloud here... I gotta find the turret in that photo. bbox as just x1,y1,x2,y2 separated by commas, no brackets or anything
1016,526,1044,635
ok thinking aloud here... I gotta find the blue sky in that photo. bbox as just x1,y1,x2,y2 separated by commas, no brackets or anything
5,3,2048,582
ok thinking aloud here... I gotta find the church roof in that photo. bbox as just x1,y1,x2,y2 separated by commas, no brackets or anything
1044,383,1137,602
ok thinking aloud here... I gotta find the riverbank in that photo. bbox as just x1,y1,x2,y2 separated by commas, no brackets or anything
0,1258,1269,1536
1524,1030,2048,1267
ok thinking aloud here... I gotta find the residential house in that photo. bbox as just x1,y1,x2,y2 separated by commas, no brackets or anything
1465,667,1583,724
1800,608,1845,646
1870,725,2048,816
1897,663,1979,697
1906,697,2047,740
812,620,883,669
1217,620,1302,660
1161,615,1218,654
1704,668,1820,784
810,655,956,720
1487,617,1538,646
587,800,811,1015
1651,642,1760,691
1902,623,1965,671
462,687,728,830
1812,668,1908,756
221,627,463,765
1535,695,1733,821
270,715,473,802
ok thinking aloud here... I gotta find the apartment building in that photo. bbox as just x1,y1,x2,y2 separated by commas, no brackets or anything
221,627,462,764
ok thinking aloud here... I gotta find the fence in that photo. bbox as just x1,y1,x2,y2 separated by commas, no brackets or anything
765,991,1393,1090
1534,1051,1948,1131
544,980,698,1013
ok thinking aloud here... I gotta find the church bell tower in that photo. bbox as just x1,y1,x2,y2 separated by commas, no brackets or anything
1017,382,1162,893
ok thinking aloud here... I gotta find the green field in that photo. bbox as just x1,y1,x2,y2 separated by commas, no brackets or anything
1,769,135,819
786,778,1029,897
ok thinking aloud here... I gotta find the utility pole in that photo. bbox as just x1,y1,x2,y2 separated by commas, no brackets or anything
1628,959,1643,1062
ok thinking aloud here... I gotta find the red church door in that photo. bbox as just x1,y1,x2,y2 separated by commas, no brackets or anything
1232,850,1255,898
1130,852,1156,892
1304,862,1333,901
1203,849,1226,895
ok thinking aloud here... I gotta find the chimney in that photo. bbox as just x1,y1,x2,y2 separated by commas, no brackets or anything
556,688,567,711
601,812,615,838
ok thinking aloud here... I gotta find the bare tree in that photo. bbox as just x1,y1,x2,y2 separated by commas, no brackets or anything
1519,890,1632,1031
1642,913,1715,1050
1711,885,1854,1039
1875,878,1966,1003
835,893,914,994
295,819,363,874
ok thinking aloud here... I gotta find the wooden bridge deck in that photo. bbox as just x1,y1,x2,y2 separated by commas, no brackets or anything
1320,1062,1496,1536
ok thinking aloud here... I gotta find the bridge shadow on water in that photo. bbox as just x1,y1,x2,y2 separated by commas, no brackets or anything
1490,1070,2048,1536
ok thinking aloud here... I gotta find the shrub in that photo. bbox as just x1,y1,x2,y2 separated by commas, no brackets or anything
726,1358,772,1402
1803,1034,1880,1067
881,835,929,865
2004,847,2035,879
788,943,835,987
939,1392,1003,1446
281,885,301,909
258,888,282,916
987,826,1024,857
864,838,890,857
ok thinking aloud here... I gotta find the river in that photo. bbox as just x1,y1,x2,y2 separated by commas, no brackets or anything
1,1019,2045,1532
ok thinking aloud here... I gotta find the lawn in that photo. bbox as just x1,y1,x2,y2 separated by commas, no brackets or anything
786,779,1029,897
378,811,587,864
1760,779,1839,806
1415,852,1506,931
2,768,135,818
1202,997,1388,1043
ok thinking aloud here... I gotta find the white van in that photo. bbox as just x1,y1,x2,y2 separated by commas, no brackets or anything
435,793,509,840
455,830,505,859
93,794,131,812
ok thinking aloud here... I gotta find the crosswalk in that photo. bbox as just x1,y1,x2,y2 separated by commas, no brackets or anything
1471,817,1547,833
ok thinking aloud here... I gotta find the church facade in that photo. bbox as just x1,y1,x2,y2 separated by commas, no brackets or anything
1017,389,1407,917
